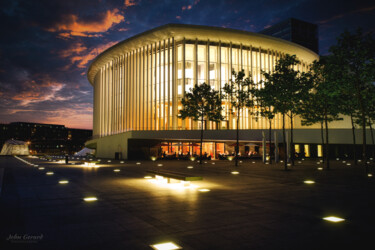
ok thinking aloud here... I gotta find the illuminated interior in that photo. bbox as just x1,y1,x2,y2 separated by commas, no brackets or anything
88,24,317,138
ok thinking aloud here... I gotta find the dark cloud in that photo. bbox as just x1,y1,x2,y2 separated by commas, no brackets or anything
0,0,374,129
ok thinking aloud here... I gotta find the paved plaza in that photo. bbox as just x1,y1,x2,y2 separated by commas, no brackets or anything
0,156,374,249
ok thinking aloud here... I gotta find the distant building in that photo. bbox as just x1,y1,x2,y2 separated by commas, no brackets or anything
259,18,319,54
0,122,92,155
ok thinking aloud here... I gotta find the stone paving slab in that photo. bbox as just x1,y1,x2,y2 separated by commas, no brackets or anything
0,156,375,249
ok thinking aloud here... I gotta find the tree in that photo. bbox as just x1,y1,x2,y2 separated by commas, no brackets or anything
299,58,342,169
222,70,254,166
253,85,275,164
329,29,375,171
179,82,224,164
261,54,310,170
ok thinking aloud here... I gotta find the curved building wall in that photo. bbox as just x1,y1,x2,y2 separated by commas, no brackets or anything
89,24,319,138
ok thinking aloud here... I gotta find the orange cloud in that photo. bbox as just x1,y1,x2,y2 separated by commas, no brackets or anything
48,8,124,38
69,41,118,68
124,0,137,7
12,79,67,106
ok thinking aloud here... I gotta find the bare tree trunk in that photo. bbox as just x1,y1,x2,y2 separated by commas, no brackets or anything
269,118,272,164
320,121,324,163
290,113,294,166
200,114,204,165
356,83,367,172
282,114,287,170
235,108,240,167
350,114,357,165
370,121,374,159
324,109,330,170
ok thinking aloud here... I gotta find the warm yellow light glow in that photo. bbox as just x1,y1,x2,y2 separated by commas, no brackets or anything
144,176,153,179
38,167,45,170
83,197,98,202
136,162,141,165
84,162,96,167
252,161,255,164
151,156,157,161
150,242,181,250
323,216,345,223
227,156,234,161
231,171,239,175
198,188,210,192
368,174,373,177
120,161,125,163
157,164,163,167
114,169,120,172
187,166,193,169
190,157,196,161
46,172,54,175
304,180,315,184
59,180,69,184
318,167,323,170
212,162,215,165
346,163,351,166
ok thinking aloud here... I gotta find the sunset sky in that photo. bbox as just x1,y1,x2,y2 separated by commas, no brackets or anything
0,0,374,129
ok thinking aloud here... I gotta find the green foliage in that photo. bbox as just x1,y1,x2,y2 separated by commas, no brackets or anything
329,29,375,165
298,57,342,126
222,70,255,166
179,82,224,123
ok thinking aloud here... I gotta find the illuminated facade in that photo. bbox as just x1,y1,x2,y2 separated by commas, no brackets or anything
86,24,368,160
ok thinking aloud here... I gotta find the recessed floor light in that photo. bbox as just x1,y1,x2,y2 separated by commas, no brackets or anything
323,216,345,223
318,167,323,170
198,188,210,192
144,176,152,179
107,160,111,163
120,161,124,163
304,180,315,184
114,169,120,172
252,161,255,164
59,180,69,184
157,164,163,167
150,242,181,250
38,167,45,170
136,162,141,165
46,172,54,175
83,197,97,202
187,166,193,169
368,173,373,177
231,171,239,175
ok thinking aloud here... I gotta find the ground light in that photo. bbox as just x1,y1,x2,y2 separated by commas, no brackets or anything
120,161,124,163
157,164,163,167
46,172,54,175
323,216,345,223
318,167,323,170
231,171,239,175
136,162,141,165
150,242,181,250
187,166,193,169
59,180,69,184
83,197,97,202
198,188,210,192
114,169,120,172
38,167,45,170
144,176,152,179
304,180,315,184
368,174,373,177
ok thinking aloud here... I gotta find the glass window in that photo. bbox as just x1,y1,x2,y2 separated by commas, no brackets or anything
210,46,217,62
186,44,194,61
185,61,193,79
197,62,206,83
317,145,323,157
304,144,310,157
198,45,206,62
221,47,228,63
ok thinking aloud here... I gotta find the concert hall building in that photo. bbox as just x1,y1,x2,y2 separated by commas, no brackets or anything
85,23,370,160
